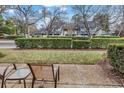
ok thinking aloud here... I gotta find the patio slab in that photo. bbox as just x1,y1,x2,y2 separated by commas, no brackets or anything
0,64,123,88
76,65,121,86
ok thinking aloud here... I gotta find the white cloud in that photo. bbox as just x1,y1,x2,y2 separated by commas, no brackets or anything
60,6,67,11
38,7,50,14
6,9,15,14
55,5,67,11
36,17,51,29
43,5,55,7
38,9,42,13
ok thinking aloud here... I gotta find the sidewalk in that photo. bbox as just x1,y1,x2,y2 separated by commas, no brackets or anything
1,64,122,88
0,40,16,48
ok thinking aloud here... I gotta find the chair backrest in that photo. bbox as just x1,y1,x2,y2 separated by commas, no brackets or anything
27,64,54,80
0,64,15,78
0,64,17,88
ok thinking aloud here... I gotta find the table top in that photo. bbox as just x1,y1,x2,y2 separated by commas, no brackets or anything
7,68,30,79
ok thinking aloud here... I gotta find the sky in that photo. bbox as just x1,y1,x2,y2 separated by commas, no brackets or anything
5,5,73,19
3,5,121,30
3,5,74,29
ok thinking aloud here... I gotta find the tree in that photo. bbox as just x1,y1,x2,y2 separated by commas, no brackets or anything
28,25,38,35
0,5,7,14
98,6,121,35
0,14,4,36
71,14,82,35
114,6,124,36
41,6,66,36
12,5,42,38
0,16,16,36
72,5,100,37
0,6,8,36
93,13,109,33
2,18,16,35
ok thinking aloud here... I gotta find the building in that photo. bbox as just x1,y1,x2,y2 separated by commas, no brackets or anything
30,21,112,36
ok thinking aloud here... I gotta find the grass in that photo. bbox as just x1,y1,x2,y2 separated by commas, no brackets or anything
0,49,106,64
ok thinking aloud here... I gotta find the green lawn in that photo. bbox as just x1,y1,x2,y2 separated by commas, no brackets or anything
0,49,106,64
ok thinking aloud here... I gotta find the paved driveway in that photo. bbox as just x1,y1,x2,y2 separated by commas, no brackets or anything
0,40,16,48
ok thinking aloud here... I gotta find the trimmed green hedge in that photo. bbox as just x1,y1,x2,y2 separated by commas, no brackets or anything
47,36,90,40
93,36,120,38
4,35,24,40
15,38,72,49
91,38,124,48
16,37,124,49
72,40,90,49
72,37,89,40
107,44,124,73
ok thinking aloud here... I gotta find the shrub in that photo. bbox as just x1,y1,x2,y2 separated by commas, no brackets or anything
93,36,120,38
72,40,90,49
91,38,124,48
15,38,72,49
72,37,90,40
107,43,124,73
47,36,90,40
4,35,24,40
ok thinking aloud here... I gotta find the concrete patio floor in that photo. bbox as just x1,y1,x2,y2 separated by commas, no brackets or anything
0,64,123,88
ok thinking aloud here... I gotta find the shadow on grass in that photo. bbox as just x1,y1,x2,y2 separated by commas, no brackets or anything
0,52,6,58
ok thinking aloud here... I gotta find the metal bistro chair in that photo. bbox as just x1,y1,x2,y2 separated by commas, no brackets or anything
27,64,60,88
0,64,15,88
4,64,31,88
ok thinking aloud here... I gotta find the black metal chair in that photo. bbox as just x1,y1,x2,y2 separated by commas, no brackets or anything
0,64,15,88
27,64,60,88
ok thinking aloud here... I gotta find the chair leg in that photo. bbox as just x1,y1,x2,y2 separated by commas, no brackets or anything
55,78,57,88
54,79,57,88
52,65,54,78
1,81,4,88
23,80,26,88
54,71,58,88
32,78,35,88
58,66,60,81
42,79,44,88
1,78,4,88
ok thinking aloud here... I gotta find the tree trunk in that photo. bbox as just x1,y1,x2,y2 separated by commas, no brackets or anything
83,19,91,37
25,19,30,38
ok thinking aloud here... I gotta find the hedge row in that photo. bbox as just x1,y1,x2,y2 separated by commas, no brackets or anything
15,38,72,49
47,36,90,40
16,38,91,49
15,38,124,49
73,40,90,49
91,38,124,48
107,44,124,73
47,35,120,39
93,36,120,38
